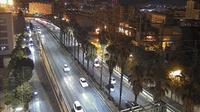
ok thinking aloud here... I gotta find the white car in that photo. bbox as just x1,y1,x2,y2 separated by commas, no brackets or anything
79,78,89,87
37,28,41,34
94,59,100,67
111,77,116,84
73,101,84,112
63,64,70,72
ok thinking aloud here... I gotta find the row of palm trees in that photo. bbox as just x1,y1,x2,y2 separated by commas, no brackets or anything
50,7,170,110
49,2,200,111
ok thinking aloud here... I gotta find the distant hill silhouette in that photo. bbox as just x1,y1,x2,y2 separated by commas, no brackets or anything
119,0,186,6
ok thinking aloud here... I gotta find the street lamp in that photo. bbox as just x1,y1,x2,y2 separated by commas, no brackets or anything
65,18,69,22
54,16,58,19
129,54,133,58
95,27,100,35
169,69,183,86
15,106,23,112
104,25,107,29
169,70,182,77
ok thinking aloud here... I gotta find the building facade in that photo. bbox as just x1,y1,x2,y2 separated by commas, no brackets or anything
185,0,200,19
29,2,52,15
0,12,15,56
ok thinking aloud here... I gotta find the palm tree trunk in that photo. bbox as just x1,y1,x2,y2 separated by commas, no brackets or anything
135,94,138,103
77,43,80,61
69,35,71,46
108,70,112,95
82,48,85,67
60,30,62,44
87,59,89,70
73,38,76,58
86,46,89,70
66,31,69,46
100,48,104,87
63,32,66,46
184,100,193,112
119,70,123,110
119,60,125,110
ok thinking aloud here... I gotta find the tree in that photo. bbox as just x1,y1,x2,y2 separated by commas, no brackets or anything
106,44,117,95
14,10,25,35
129,64,144,103
85,43,97,70
12,82,32,110
17,58,34,70
142,51,169,101
115,37,132,109
23,47,31,56
4,82,32,110
8,57,34,90
99,30,108,87
180,81,200,112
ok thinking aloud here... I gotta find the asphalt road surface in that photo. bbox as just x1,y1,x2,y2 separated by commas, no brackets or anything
32,20,112,112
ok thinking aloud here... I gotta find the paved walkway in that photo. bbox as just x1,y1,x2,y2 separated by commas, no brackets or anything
28,31,60,112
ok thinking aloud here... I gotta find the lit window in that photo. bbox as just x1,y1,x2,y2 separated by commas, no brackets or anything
0,46,9,51
125,30,128,36
129,32,132,36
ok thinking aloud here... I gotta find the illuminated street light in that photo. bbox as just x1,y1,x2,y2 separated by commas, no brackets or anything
34,91,38,95
169,69,184,86
95,27,100,34
169,70,182,77
54,16,58,19
129,54,133,58
15,106,23,112
65,18,69,22
104,25,107,29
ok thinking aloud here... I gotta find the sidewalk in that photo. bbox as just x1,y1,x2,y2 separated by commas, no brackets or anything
29,69,55,112
28,31,60,112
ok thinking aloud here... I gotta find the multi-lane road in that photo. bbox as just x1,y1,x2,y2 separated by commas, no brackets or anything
40,20,151,109
32,20,113,112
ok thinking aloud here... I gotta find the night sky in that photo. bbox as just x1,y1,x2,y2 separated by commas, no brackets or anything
28,0,187,6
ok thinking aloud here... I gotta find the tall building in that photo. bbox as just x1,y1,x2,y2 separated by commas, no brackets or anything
0,12,15,56
0,0,13,6
0,2,15,67
185,0,200,19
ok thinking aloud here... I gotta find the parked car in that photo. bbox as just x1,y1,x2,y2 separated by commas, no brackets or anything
111,76,116,84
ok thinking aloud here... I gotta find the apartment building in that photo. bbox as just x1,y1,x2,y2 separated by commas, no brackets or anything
0,12,15,67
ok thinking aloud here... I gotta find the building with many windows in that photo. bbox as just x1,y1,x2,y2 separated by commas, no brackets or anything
0,12,15,56
185,0,200,19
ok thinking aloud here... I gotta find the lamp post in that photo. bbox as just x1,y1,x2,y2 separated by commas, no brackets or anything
15,106,23,112
169,69,184,87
